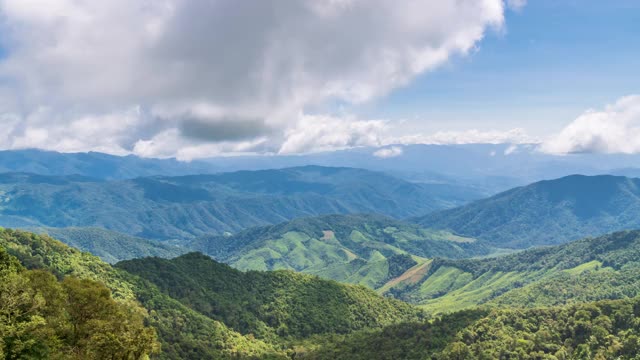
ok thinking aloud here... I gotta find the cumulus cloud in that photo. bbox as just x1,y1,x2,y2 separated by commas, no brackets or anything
540,95,640,154
279,115,388,154
373,146,403,158
0,0,507,158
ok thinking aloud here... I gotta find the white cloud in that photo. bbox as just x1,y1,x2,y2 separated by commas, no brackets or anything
0,0,507,158
540,95,640,154
373,146,403,158
393,128,535,146
279,114,388,155
506,0,527,12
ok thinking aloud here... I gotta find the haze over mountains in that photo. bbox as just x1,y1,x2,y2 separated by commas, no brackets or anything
5,147,640,193
0,166,478,240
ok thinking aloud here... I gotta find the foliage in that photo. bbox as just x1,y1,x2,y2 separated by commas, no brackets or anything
0,228,286,359
0,247,158,359
300,298,640,359
117,252,424,341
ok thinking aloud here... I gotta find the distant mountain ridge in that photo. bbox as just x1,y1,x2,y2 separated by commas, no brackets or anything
0,149,216,179
0,166,477,240
413,174,640,248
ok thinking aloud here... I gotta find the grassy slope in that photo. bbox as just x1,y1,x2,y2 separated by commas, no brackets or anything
384,230,640,313
186,214,489,289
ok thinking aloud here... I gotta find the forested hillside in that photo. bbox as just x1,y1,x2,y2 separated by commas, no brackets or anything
0,236,158,358
187,214,489,288
117,252,423,341
0,167,476,240
0,228,424,359
300,298,640,359
414,175,640,248
0,229,288,359
384,230,640,313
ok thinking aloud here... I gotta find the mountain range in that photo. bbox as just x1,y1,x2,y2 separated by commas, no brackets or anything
0,228,420,359
0,167,480,240
414,174,640,248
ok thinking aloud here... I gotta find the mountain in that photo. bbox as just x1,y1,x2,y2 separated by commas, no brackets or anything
40,227,187,263
0,228,286,359
6,227,640,359
413,174,640,248
0,228,424,358
0,167,478,240
186,214,491,289
117,252,422,341
0,149,216,179
383,230,640,313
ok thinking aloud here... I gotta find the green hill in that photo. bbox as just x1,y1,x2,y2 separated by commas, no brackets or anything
39,227,187,263
0,167,476,240
413,175,640,248
185,214,490,289
117,252,423,341
0,228,287,359
384,230,640,313
0,228,425,358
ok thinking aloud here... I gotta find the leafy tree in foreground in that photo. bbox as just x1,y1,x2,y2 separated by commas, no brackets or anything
0,246,159,359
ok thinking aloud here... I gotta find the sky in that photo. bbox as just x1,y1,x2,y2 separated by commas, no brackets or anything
0,0,638,160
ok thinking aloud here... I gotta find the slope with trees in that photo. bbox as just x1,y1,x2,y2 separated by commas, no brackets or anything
117,252,424,341
414,174,640,248
0,228,287,359
384,230,640,313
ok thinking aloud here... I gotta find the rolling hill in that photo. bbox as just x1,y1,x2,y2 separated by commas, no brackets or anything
0,167,478,240
0,228,423,358
185,214,491,289
413,174,640,248
117,252,423,341
383,230,640,313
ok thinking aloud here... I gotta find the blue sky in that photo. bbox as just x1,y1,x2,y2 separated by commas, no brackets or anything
353,0,640,137
0,0,638,158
